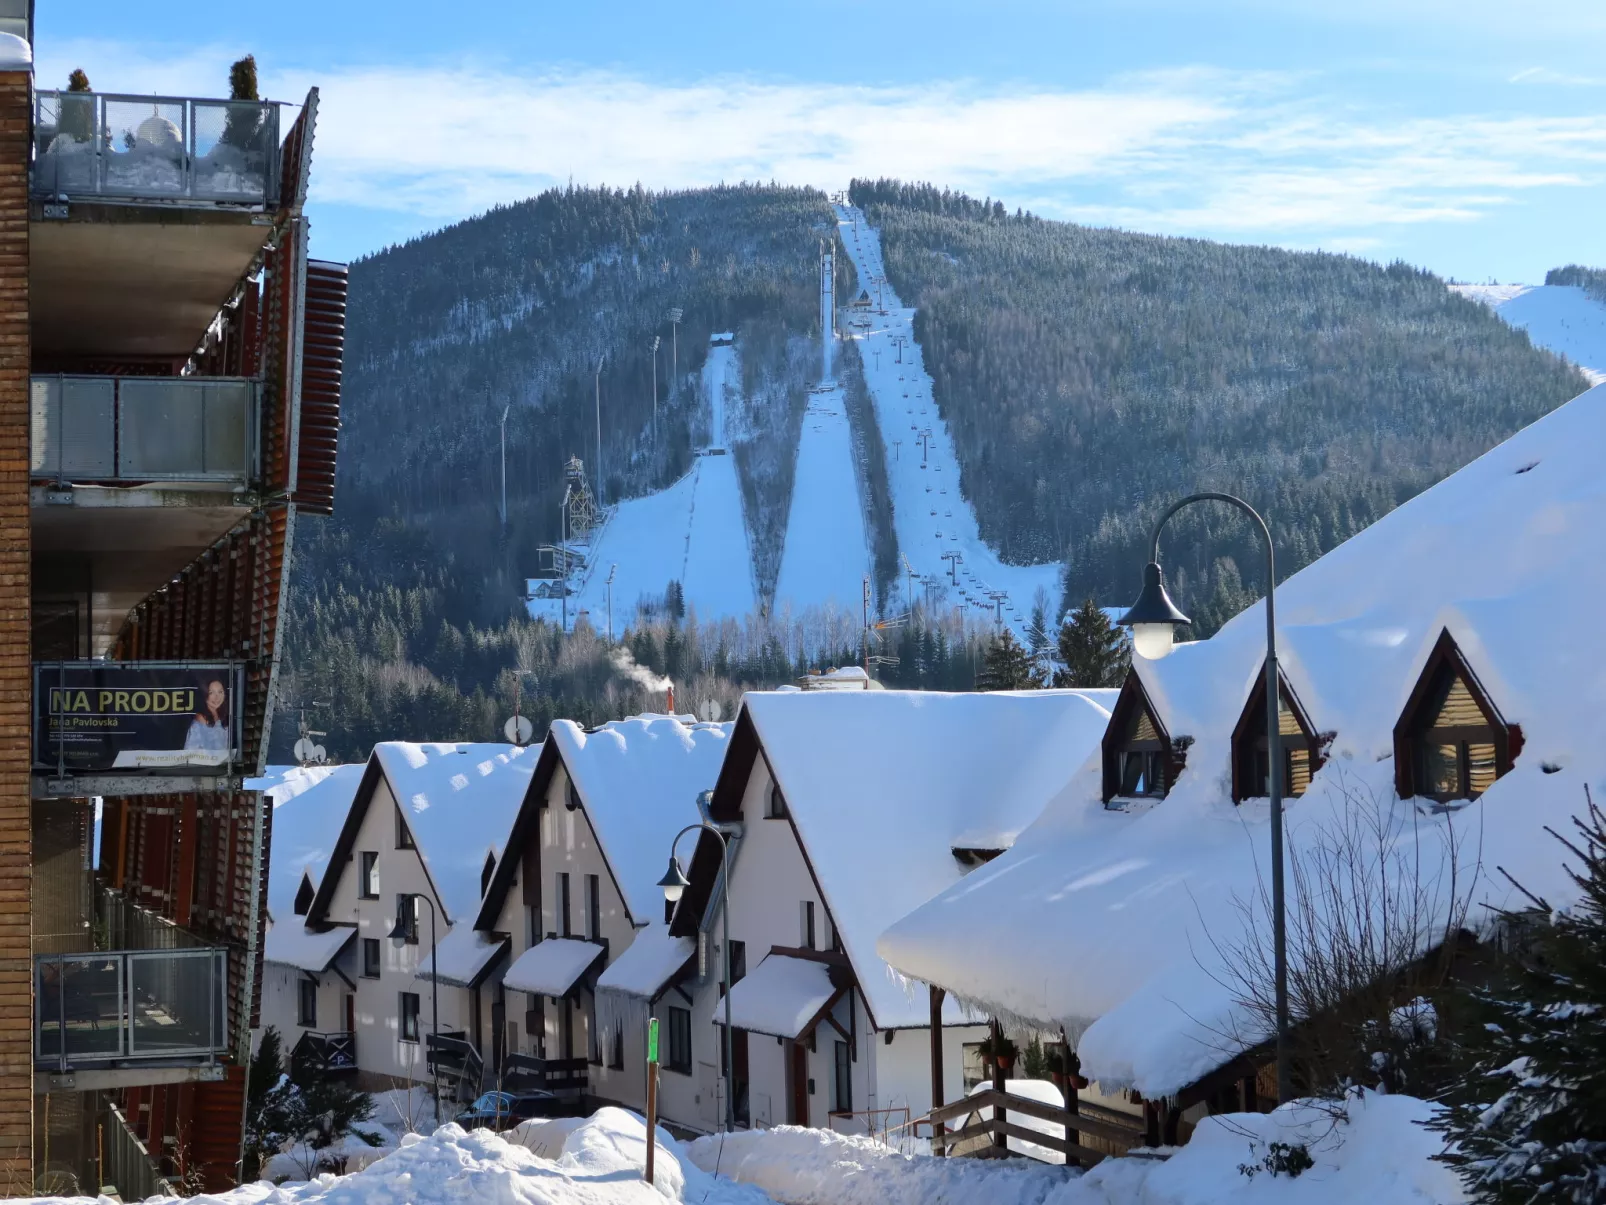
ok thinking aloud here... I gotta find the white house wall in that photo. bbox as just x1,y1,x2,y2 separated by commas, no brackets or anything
320,775,475,1084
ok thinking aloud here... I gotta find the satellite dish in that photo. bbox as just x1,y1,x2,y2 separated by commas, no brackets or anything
504,715,534,745
699,699,723,722
293,737,326,765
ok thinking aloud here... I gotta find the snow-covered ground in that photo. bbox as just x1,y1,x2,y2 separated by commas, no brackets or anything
774,382,871,610
25,1094,1461,1205
834,204,1062,637
528,345,759,629
1452,283,1606,384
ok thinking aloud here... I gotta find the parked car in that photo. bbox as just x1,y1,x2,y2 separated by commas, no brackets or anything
452,1090,559,1131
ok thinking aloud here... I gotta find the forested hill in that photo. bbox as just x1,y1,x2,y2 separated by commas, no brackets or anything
850,179,1592,632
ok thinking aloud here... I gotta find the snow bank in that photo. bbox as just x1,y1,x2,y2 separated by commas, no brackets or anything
881,383,1606,1095
687,1093,1462,1205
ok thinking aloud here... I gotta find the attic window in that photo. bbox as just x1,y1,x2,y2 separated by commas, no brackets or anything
1394,630,1515,804
566,778,582,811
396,807,415,850
293,873,314,917
481,851,496,898
1231,671,1323,803
766,780,788,819
1102,670,1180,803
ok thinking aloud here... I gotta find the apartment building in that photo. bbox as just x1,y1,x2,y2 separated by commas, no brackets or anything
11,11,345,1193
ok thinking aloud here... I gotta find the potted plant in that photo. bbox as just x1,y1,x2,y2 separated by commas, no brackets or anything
978,1033,1019,1074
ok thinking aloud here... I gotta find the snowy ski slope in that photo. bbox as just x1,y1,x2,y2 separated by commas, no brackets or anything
774,382,871,609
1452,283,1606,384
527,345,757,631
834,204,1061,635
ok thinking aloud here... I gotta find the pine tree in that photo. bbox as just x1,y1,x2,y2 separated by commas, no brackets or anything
222,55,262,151
1429,790,1606,1203
1054,597,1129,688
977,628,1034,691
1026,602,1052,680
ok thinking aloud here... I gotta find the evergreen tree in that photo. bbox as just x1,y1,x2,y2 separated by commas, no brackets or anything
222,55,262,151
977,628,1034,691
1429,791,1606,1203
1054,597,1129,688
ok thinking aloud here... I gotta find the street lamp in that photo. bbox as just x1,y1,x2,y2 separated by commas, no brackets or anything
389,892,440,1101
659,820,735,1133
1117,491,1290,1103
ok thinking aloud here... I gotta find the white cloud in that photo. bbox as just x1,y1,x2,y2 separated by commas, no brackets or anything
33,39,1606,251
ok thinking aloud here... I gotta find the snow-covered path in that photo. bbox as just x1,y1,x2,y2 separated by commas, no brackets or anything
834,204,1061,636
1452,283,1606,384
774,383,871,610
528,346,758,630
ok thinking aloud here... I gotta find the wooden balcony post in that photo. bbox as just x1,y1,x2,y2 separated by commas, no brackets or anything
990,1018,1007,1151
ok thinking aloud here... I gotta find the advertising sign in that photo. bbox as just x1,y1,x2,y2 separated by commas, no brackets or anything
34,662,243,774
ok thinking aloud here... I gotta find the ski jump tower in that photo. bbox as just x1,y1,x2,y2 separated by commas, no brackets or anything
820,238,835,384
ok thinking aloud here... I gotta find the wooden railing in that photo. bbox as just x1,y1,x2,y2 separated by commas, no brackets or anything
927,1089,1145,1166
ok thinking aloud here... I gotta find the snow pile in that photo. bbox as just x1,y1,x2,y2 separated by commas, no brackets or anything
417,926,508,987
504,938,605,997
372,741,538,925
688,1093,1462,1205
596,921,696,1045
833,205,1062,637
723,953,837,1039
744,687,1114,1028
0,34,30,70
880,383,1606,1095
550,715,730,923
1452,283,1606,383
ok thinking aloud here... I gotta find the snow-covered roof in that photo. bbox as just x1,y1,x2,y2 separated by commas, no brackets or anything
263,923,355,974
417,926,509,988
722,953,838,1040
548,716,729,923
0,35,30,70
880,382,1606,1096
596,922,695,1001
371,742,538,926
253,763,366,924
503,938,606,998
733,688,1116,1029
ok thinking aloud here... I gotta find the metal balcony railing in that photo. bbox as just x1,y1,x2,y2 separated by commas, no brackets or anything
101,1101,178,1200
34,946,229,1069
32,91,281,207
31,375,258,486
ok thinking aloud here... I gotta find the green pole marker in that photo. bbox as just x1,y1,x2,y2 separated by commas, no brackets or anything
647,1017,660,1063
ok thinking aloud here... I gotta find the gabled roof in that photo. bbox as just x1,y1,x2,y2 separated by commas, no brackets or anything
310,742,538,929
880,382,1606,1096
679,688,1116,1029
249,763,366,925
477,715,728,930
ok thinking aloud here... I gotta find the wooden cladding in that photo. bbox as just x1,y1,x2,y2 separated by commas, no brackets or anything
1101,671,1184,803
1393,629,1519,803
296,260,346,514
1230,669,1325,803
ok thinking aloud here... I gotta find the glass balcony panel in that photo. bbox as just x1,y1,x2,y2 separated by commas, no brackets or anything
30,377,115,477
36,955,125,1060
191,100,275,201
100,99,188,198
127,950,224,1057
118,378,205,476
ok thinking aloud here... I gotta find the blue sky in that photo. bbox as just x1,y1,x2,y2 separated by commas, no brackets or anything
38,1,1606,279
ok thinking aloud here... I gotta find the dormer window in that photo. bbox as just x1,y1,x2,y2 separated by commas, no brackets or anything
1102,671,1181,802
1231,669,1323,803
1394,630,1518,803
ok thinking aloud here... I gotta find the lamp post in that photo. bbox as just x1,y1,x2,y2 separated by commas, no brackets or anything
1116,491,1290,1104
658,823,734,1133
595,354,606,506
390,892,440,1101
650,335,661,444
499,405,510,528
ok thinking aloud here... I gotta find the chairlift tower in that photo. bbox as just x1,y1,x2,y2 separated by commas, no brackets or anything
942,550,963,585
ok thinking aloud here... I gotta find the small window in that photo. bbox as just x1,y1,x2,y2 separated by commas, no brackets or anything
293,874,314,917
766,781,788,819
396,808,415,850
729,939,747,988
396,894,419,944
1104,679,1176,803
1401,639,1507,803
400,992,421,1042
361,938,381,979
586,874,601,941
567,778,583,811
558,873,572,938
826,913,842,953
801,901,816,950
609,1027,624,1070
359,852,379,899
833,1039,852,1114
297,977,317,1028
961,1042,987,1091
666,1005,692,1073
588,995,601,1065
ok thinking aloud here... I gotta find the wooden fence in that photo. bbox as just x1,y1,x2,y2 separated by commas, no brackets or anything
927,1089,1146,1167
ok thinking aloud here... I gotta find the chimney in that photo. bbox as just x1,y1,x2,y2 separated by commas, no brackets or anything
666,681,675,715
